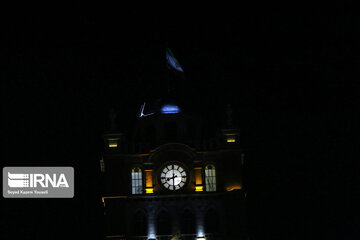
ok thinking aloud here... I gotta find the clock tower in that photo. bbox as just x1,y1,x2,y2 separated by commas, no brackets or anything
101,98,247,240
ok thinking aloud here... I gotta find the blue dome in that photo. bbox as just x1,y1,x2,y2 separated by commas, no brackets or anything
161,104,181,114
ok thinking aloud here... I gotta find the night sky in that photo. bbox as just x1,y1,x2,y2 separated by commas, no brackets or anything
2,4,357,240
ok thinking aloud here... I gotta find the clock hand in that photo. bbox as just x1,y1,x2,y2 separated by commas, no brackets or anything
166,175,176,181
166,173,179,182
172,171,175,185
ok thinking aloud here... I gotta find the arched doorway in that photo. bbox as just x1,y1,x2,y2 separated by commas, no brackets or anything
157,210,172,235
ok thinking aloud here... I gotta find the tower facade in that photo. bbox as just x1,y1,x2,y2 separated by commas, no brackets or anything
101,99,247,240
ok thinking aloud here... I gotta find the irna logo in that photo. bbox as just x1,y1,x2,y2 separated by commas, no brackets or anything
3,167,74,198
8,172,69,188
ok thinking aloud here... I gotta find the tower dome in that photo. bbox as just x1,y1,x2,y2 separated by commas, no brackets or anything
160,103,181,114
133,96,203,149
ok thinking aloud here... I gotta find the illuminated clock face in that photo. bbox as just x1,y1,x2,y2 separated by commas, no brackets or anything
160,164,187,190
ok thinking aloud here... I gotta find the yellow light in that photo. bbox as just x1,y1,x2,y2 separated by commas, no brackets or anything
108,139,118,148
145,169,153,188
226,185,242,191
226,137,236,143
145,188,154,194
194,167,202,185
195,185,203,192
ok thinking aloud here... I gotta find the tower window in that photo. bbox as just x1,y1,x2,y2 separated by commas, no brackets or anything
205,164,216,192
100,158,105,172
131,167,143,194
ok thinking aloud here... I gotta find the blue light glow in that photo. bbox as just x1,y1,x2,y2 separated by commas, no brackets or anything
161,104,180,114
196,221,205,239
148,224,156,239
197,228,205,238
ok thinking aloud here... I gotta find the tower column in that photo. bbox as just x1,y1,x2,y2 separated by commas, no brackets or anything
196,205,205,238
147,207,156,239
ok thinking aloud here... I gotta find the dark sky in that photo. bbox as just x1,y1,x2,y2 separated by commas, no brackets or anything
2,4,357,240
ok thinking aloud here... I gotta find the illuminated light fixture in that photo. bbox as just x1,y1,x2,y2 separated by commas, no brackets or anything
148,232,156,240
145,188,154,194
108,139,118,148
197,229,205,239
226,136,236,142
161,104,180,114
226,185,242,191
226,136,236,143
195,185,203,192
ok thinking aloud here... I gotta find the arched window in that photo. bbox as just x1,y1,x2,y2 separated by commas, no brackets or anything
156,210,172,235
205,208,219,233
181,209,196,234
131,167,143,194
205,164,216,192
132,211,147,236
